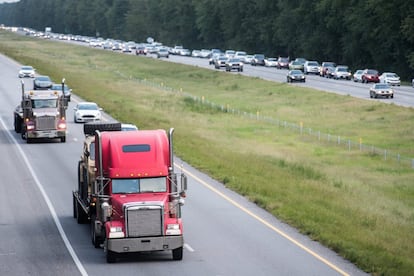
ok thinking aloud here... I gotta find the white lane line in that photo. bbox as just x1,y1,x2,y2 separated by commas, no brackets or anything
184,243,194,252
178,164,350,276
0,118,88,276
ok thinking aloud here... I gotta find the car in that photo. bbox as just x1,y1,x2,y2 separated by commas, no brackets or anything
320,62,336,77
251,54,265,66
294,57,307,65
214,56,228,69
33,75,53,90
180,48,191,56
225,58,243,72
244,55,254,64
265,57,278,67
171,45,183,55
353,69,364,82
378,72,401,86
121,123,138,131
332,66,351,80
369,83,394,99
303,61,320,75
200,49,212,58
135,46,146,55
224,50,236,58
73,102,103,123
325,66,336,78
209,53,223,65
156,48,169,58
276,57,290,69
18,65,35,78
361,69,379,83
234,51,247,62
191,49,201,58
286,70,306,83
50,83,72,101
288,60,304,71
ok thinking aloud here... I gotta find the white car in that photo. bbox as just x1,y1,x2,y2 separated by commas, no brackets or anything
18,65,35,78
265,58,278,67
379,72,401,86
303,61,320,75
73,102,102,123
353,69,364,82
332,66,351,80
121,123,138,131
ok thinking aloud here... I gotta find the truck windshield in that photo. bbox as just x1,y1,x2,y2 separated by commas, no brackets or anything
32,99,57,108
112,177,167,194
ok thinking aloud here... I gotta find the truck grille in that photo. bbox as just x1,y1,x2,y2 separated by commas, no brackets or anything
36,116,56,130
125,204,163,237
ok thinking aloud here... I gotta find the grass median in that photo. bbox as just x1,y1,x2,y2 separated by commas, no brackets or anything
1,30,413,275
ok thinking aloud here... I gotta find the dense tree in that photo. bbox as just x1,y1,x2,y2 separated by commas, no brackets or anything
0,0,413,79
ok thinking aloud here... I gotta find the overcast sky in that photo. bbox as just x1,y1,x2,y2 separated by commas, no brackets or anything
0,0,19,3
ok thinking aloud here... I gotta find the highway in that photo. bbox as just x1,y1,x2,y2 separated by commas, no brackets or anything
0,51,369,275
161,54,414,108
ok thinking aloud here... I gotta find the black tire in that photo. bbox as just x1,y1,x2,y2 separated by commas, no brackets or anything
172,247,183,260
14,116,22,133
106,250,117,263
73,193,77,218
21,126,26,140
61,136,66,143
91,214,103,248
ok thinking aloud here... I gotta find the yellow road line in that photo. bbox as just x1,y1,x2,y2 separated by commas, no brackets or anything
180,166,350,276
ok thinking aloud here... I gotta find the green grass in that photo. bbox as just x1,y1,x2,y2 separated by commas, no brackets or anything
1,30,413,275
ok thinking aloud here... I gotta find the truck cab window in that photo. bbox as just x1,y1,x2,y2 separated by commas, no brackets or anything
112,179,139,194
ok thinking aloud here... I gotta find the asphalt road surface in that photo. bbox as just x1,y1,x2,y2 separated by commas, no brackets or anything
0,52,369,276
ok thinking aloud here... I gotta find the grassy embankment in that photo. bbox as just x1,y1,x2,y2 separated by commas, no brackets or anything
1,31,413,275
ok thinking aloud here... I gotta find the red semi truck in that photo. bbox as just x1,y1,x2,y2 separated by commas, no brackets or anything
73,123,187,263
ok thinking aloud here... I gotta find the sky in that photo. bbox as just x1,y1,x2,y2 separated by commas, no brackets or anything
0,0,19,3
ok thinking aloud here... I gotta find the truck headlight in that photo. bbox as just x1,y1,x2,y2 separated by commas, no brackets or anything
109,226,125,238
166,224,181,235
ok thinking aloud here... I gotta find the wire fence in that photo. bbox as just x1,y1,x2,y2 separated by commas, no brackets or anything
116,70,414,169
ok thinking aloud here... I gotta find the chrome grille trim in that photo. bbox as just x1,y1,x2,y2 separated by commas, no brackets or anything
124,203,163,238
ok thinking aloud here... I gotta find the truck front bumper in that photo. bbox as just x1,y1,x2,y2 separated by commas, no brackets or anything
106,236,183,253
27,130,66,139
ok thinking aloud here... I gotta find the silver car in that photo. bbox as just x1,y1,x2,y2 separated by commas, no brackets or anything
303,61,320,75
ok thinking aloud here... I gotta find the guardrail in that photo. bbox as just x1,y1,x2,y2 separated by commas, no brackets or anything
116,70,414,169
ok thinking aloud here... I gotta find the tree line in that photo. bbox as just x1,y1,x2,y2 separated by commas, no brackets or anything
0,0,413,79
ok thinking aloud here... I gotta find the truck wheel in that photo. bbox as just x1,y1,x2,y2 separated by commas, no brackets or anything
172,247,183,260
73,193,77,219
21,127,26,140
106,250,117,263
14,116,22,133
61,136,66,143
91,215,103,248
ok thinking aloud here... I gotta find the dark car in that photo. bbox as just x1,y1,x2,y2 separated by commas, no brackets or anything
50,83,72,101
276,57,290,69
287,70,306,83
251,54,265,66
362,69,380,83
225,58,243,72
33,75,53,90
